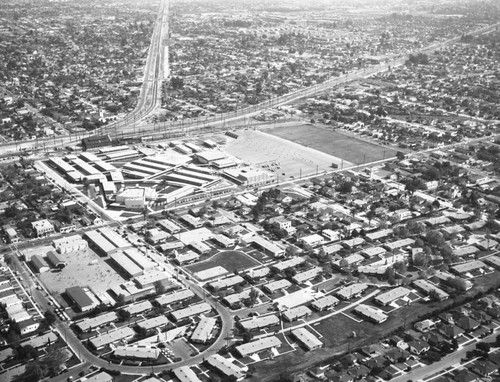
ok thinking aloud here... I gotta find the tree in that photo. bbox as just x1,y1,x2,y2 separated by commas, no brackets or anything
154,280,166,295
476,342,491,354
17,360,44,382
248,288,259,306
116,308,131,322
429,289,441,302
43,311,56,326
393,261,407,275
426,230,445,247
14,344,38,361
44,345,67,375
385,267,396,284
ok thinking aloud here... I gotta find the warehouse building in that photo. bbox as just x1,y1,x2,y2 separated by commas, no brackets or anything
66,286,97,312
46,251,66,269
31,255,50,273
84,230,116,256
109,252,143,278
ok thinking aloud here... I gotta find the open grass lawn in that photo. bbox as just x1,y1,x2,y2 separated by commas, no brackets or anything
184,250,260,274
264,123,397,164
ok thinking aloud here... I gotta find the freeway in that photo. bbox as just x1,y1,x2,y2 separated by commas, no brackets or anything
1,21,498,157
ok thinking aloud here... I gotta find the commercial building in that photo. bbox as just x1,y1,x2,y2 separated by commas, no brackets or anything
32,219,55,237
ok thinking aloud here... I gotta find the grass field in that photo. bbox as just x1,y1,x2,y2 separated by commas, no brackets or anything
263,123,398,165
224,129,350,179
184,250,260,275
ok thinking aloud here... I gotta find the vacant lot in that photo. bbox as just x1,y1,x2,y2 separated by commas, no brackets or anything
184,250,259,275
263,123,398,165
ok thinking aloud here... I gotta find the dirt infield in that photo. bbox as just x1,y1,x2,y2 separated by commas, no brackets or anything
224,129,351,179
262,123,397,165
39,247,125,297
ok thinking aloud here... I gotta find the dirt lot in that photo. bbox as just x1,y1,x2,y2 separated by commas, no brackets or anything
224,129,350,179
39,247,125,298
262,123,398,165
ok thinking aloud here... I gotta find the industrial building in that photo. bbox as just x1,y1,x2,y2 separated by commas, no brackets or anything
31,255,50,273
81,135,112,150
84,230,117,256
66,286,97,312
110,251,144,278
